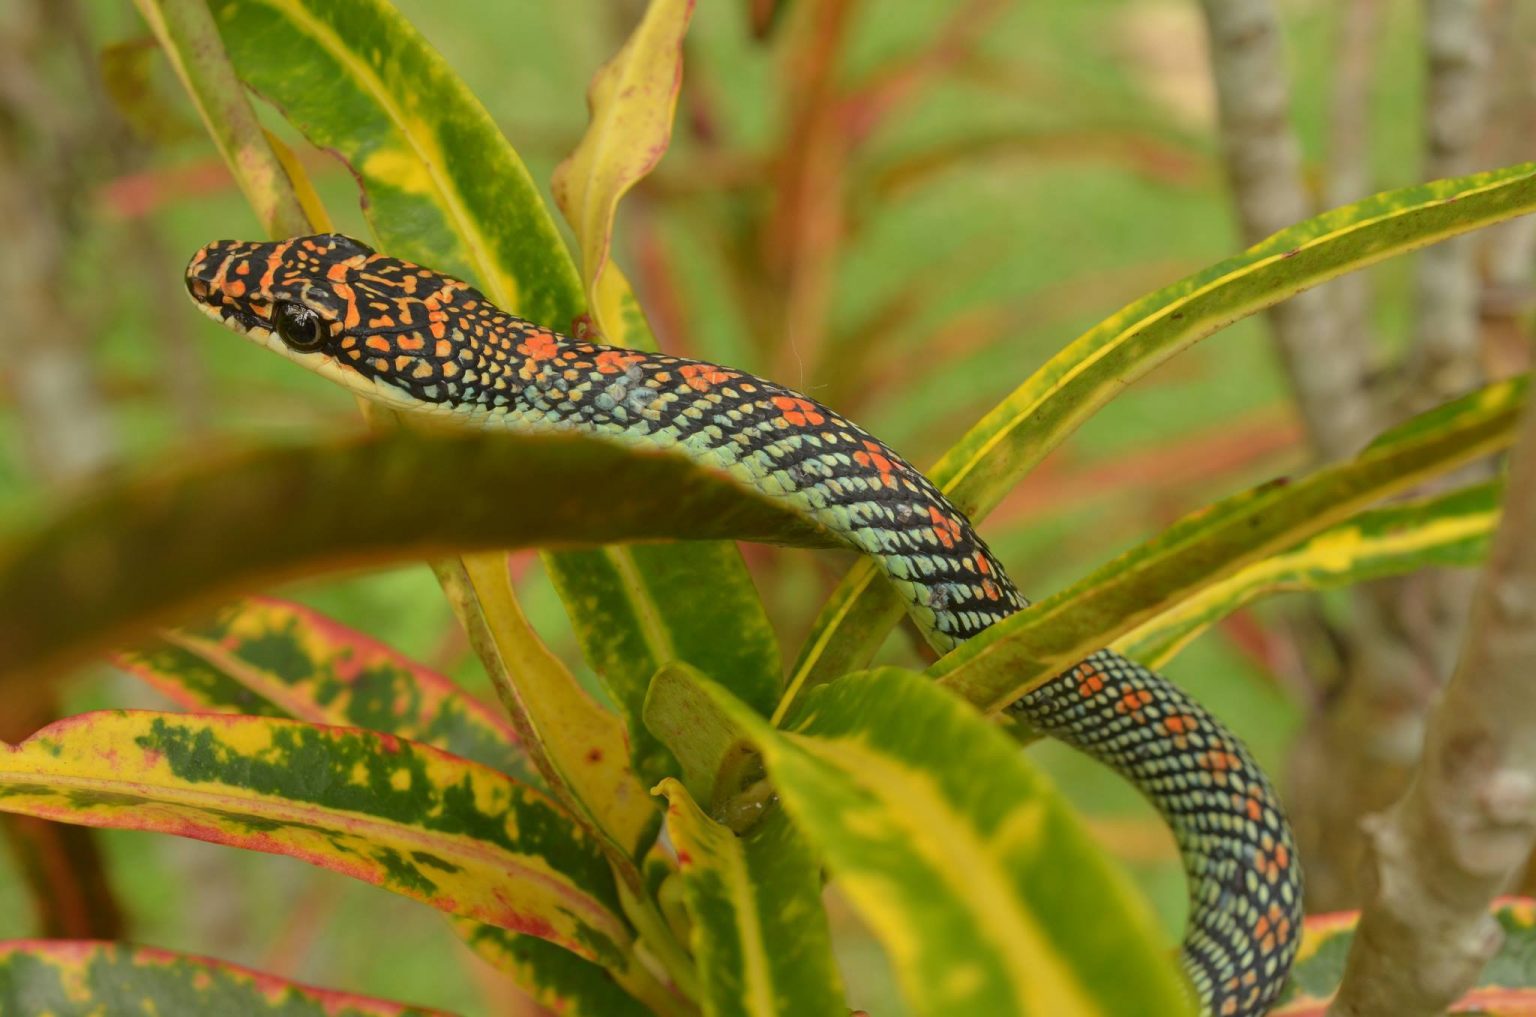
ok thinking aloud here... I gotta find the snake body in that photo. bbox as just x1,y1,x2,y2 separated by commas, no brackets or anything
187,233,1301,1016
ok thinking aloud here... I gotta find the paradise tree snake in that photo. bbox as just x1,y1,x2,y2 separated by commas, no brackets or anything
185,233,1301,1016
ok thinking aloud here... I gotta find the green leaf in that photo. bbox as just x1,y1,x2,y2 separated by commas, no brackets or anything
0,940,447,1016
552,0,693,348
0,427,831,685
213,0,584,327
1115,481,1501,668
1271,897,1536,1015
782,161,1536,715
644,662,760,810
0,712,652,987
655,778,846,1017
682,668,1191,1016
115,596,536,783
113,599,667,1016
934,377,1524,712
454,922,661,1017
215,0,785,802
551,545,782,790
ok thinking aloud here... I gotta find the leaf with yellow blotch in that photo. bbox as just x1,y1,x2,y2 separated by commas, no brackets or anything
933,377,1524,713
782,161,1536,716
1114,481,1499,669
1270,897,1536,1015
0,940,450,1016
664,666,1191,1016
552,0,695,348
655,778,846,1017
452,921,665,1017
115,596,536,784
0,711,669,997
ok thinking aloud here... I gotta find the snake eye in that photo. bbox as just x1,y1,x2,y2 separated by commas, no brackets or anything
272,301,328,351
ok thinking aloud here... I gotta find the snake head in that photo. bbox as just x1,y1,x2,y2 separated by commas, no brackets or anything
185,233,485,411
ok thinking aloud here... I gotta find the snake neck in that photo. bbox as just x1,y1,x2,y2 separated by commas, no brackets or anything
423,325,1032,651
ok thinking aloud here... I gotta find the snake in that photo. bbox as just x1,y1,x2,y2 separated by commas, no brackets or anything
185,233,1301,1016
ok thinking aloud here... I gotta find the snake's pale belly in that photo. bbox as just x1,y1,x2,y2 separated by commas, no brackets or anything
187,234,1302,1016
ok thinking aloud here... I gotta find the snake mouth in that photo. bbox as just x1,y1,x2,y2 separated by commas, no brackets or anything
186,286,270,339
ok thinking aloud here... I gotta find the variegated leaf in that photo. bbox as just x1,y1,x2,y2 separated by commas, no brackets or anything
0,712,651,991
0,940,449,1016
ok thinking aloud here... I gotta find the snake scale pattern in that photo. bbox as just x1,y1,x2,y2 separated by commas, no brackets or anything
187,233,1302,1016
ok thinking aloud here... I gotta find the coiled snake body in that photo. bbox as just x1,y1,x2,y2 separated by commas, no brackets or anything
187,233,1301,1016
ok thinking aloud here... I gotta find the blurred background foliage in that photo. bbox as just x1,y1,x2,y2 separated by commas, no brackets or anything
0,0,1529,1014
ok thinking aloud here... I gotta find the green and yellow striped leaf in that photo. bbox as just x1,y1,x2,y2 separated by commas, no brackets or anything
548,545,783,790
0,940,447,1016
655,779,846,1017
214,0,785,804
0,712,636,978
1271,897,1536,1015
454,923,664,1017
115,597,536,783
1115,481,1500,669
112,607,665,1017
782,161,1536,715
680,667,1191,1016
934,378,1523,712
552,0,693,348
0,428,831,686
213,0,584,326
111,606,668,1017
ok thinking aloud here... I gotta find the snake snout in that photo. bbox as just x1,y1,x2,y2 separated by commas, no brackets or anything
184,242,239,301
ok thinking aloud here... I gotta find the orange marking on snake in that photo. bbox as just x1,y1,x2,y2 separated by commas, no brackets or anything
368,316,394,329
331,283,361,329
853,439,897,487
258,248,284,292
518,332,559,360
434,339,452,358
1204,750,1240,771
681,363,735,391
396,334,425,351
1075,665,1105,698
1115,689,1153,717
365,336,392,353
927,505,962,548
595,350,646,374
771,395,825,427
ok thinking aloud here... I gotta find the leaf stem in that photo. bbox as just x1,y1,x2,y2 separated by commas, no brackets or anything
136,0,310,238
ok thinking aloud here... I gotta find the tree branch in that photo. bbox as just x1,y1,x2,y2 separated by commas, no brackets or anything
1402,0,1493,413
1327,366,1536,1013
1198,0,1377,462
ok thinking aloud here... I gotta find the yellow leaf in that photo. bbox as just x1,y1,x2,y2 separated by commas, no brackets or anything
553,0,695,347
